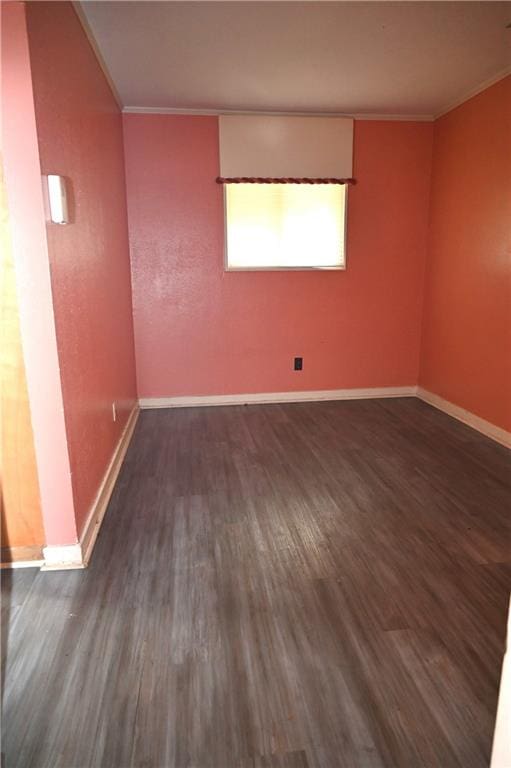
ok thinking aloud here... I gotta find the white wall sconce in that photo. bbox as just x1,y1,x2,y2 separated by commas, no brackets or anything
44,174,69,224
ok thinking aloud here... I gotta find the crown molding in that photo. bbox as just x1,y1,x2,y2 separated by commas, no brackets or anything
122,106,434,122
72,2,123,110
435,66,511,119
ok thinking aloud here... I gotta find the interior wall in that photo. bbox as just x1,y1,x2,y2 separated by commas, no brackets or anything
24,1,138,536
420,76,511,432
124,115,433,398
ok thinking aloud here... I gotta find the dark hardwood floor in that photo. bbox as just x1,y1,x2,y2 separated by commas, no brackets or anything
2,398,510,768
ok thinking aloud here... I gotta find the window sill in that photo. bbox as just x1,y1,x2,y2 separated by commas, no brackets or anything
224,265,346,272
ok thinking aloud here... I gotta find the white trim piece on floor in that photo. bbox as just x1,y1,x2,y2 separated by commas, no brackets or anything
139,386,418,410
41,405,140,571
417,387,511,449
41,544,84,571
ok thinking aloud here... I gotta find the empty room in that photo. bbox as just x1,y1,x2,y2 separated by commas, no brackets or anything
1,1,511,766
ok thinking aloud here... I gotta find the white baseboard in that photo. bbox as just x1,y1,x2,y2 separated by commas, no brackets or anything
139,386,418,409
417,387,511,449
79,405,139,567
41,405,140,571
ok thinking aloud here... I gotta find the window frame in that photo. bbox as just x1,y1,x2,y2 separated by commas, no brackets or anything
222,183,349,272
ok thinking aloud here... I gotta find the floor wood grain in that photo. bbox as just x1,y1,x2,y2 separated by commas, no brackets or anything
2,398,510,767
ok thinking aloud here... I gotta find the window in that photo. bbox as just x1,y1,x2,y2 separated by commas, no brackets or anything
224,183,347,270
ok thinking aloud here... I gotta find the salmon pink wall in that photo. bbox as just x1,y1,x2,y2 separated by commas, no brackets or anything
420,76,511,432
124,116,433,398
25,2,138,536
2,1,77,547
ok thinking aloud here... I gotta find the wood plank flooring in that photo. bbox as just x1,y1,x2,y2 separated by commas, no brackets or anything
2,398,510,768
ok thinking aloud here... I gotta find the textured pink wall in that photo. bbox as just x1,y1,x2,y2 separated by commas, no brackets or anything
124,115,433,397
25,2,137,536
420,76,511,431
1,1,77,546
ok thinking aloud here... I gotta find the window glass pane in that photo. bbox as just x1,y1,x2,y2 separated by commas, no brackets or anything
225,183,346,269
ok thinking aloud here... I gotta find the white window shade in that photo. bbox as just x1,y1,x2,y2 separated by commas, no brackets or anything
225,183,346,269
218,116,353,179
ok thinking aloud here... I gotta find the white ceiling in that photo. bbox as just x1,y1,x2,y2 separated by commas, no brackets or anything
80,1,511,118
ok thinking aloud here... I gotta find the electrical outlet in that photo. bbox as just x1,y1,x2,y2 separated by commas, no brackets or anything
112,402,117,422
294,357,303,371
